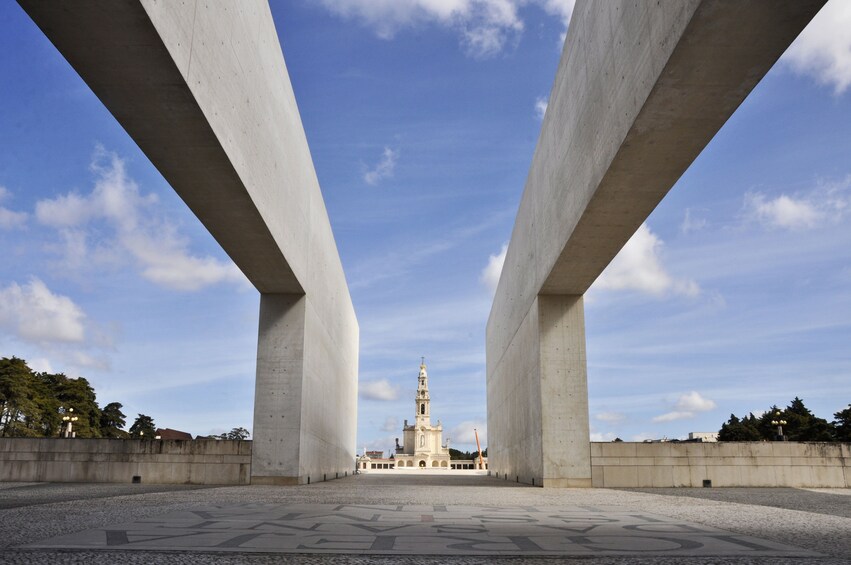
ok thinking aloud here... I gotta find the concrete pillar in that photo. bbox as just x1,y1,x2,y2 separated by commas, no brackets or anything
487,0,823,488
251,292,359,484
252,294,306,484
16,0,361,486
487,295,590,487
539,295,590,487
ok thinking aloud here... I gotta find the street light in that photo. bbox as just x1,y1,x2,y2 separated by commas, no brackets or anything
770,411,787,441
62,407,79,438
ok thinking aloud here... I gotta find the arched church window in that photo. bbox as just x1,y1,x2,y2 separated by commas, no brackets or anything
420,404,425,415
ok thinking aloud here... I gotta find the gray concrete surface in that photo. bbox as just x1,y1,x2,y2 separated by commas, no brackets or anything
591,442,851,488
0,438,251,485
17,0,359,485
487,0,826,487
0,475,848,564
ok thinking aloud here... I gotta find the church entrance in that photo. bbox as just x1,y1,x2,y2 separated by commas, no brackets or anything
419,460,426,468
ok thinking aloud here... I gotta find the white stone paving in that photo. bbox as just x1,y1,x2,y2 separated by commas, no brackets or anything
1,476,849,564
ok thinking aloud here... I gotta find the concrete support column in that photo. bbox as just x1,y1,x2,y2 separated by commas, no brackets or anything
539,295,591,487
252,294,306,485
487,294,590,487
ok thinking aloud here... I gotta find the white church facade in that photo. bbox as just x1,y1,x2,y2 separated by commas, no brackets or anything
357,361,486,471
394,361,451,468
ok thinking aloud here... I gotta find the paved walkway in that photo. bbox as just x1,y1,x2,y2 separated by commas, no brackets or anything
0,474,848,564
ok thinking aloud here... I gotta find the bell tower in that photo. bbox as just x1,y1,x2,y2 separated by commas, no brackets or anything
415,358,430,427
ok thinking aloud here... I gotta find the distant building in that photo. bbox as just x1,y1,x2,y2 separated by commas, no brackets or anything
357,360,486,472
394,361,451,469
155,428,192,440
688,432,719,442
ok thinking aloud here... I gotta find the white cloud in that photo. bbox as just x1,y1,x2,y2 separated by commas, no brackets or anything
69,350,110,371
380,416,399,432
595,411,625,423
590,431,617,442
480,243,507,295
534,96,548,120
651,411,694,423
35,147,245,291
680,208,707,234
538,0,575,45
0,278,86,344
675,390,717,413
35,191,100,228
593,224,699,297
28,357,53,373
538,0,575,26
783,0,851,94
0,186,28,230
360,379,400,401
0,207,27,230
743,178,851,232
364,147,398,186
744,192,820,230
652,391,716,422
448,420,487,446
317,0,573,58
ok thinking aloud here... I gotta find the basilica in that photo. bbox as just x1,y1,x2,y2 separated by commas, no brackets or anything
358,360,488,471
393,360,451,468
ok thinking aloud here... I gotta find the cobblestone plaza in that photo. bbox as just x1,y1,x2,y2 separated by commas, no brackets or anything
1,474,848,564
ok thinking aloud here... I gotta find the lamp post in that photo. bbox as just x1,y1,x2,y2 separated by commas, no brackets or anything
770,411,787,441
62,408,79,438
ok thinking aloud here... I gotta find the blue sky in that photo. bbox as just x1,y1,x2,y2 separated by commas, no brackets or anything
1,1,849,453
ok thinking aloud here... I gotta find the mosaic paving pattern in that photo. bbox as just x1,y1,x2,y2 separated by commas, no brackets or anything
24,503,820,557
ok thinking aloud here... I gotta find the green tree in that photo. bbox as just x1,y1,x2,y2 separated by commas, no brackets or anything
55,375,102,438
718,413,761,441
220,427,250,440
0,357,41,437
449,448,473,460
27,371,60,437
99,402,128,438
766,398,834,441
129,414,156,438
833,405,851,442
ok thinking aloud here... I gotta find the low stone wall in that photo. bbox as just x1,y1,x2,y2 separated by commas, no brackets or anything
591,442,850,488
0,438,251,485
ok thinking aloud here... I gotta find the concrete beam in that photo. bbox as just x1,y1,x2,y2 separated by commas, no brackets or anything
488,0,825,486
18,0,359,484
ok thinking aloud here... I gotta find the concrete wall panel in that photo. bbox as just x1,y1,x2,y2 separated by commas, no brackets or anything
591,442,850,488
252,294,306,483
487,0,825,487
18,0,359,485
487,297,542,484
539,295,590,487
0,439,252,485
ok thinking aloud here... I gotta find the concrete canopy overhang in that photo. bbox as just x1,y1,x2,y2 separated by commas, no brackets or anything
18,0,359,484
487,0,826,487
18,0,309,294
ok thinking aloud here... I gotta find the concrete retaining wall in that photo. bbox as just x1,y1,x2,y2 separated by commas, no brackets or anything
591,442,850,488
0,439,251,485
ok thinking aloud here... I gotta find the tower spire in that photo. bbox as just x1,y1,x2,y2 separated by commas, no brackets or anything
416,358,430,426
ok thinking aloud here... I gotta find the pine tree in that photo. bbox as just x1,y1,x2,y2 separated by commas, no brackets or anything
129,414,156,438
718,413,761,441
833,405,851,442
